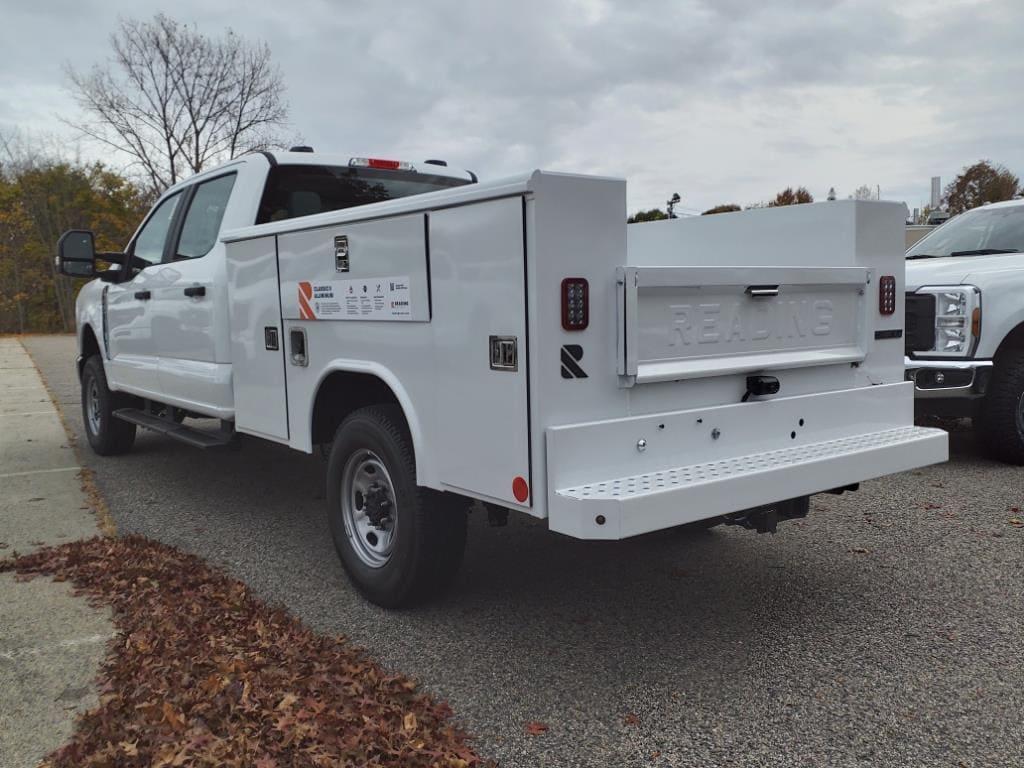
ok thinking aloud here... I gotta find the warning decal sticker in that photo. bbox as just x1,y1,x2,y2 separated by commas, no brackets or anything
297,276,413,321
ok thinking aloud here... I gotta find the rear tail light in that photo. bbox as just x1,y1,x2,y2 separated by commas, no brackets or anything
349,157,414,171
561,278,589,330
879,275,896,315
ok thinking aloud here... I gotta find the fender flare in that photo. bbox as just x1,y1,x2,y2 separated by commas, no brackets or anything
305,359,431,482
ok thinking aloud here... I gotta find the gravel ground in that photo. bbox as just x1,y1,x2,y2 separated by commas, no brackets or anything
23,334,1024,768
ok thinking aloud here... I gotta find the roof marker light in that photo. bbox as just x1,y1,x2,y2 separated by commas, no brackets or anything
349,157,414,171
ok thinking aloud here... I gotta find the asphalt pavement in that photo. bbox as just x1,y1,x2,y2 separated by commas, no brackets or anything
23,334,1024,768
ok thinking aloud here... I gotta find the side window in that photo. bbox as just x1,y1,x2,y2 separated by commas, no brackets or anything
132,192,182,268
175,174,237,260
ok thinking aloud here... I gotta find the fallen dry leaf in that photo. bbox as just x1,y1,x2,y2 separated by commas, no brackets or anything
624,713,640,726
1,535,493,768
525,721,549,736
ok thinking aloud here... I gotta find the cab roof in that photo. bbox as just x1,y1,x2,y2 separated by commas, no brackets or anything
262,150,476,183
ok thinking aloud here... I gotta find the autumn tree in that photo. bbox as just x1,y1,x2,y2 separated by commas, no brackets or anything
768,187,814,207
943,160,1019,214
65,14,288,194
0,162,147,333
628,208,669,223
702,204,741,215
0,181,35,333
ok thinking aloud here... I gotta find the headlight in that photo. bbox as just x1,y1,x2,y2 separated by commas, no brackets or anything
915,285,981,357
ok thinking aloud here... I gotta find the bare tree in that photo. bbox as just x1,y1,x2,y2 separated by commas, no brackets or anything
851,184,875,201
65,14,288,194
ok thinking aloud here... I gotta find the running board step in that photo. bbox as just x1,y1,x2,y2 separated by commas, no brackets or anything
113,408,235,449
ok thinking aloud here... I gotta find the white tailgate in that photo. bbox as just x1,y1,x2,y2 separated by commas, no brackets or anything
618,266,871,384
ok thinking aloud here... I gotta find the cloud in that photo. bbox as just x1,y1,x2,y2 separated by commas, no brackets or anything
1,0,1021,212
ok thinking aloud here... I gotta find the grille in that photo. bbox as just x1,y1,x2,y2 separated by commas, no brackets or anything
905,293,936,354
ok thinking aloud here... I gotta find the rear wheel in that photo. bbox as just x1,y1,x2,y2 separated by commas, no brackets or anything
326,405,467,607
81,355,136,456
977,349,1024,465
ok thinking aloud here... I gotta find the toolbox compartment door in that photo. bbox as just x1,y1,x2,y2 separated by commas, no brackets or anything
618,266,871,385
429,197,532,506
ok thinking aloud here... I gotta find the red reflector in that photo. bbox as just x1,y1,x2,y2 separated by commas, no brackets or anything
367,158,401,170
879,275,896,316
561,277,589,331
512,476,529,503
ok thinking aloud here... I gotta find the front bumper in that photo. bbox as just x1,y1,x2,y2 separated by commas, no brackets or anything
904,357,992,399
545,383,948,540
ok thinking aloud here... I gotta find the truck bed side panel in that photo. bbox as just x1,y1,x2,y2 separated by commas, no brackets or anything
268,201,532,509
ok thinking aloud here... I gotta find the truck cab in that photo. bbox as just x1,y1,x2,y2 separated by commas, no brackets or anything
72,150,474,417
905,199,1024,463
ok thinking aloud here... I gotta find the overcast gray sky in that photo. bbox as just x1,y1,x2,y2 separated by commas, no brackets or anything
1,0,1020,214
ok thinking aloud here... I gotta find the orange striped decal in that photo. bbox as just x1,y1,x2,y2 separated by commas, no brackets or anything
297,281,315,320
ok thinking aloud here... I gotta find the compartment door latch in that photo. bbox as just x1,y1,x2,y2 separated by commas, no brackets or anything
489,336,518,372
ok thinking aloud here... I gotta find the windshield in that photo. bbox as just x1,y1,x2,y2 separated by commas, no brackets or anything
257,165,470,224
907,205,1024,258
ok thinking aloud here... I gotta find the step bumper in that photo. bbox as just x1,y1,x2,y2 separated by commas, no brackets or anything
545,384,948,540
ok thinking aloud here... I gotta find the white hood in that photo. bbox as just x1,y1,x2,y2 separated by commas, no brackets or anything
905,253,1023,291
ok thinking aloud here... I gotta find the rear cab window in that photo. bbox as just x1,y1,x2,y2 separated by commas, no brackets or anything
175,173,237,260
256,165,471,225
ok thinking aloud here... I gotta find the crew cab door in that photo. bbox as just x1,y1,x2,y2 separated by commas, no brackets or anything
148,172,237,414
105,191,184,395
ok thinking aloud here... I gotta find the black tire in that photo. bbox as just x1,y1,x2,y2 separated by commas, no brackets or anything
326,405,468,608
81,355,136,456
977,349,1024,465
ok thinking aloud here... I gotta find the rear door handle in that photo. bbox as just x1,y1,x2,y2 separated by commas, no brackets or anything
746,285,780,298
134,290,151,300
183,286,206,298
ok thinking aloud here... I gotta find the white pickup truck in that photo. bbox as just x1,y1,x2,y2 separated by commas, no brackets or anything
58,149,947,607
905,199,1024,464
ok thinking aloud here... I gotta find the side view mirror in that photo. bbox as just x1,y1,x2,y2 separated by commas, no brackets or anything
56,229,96,278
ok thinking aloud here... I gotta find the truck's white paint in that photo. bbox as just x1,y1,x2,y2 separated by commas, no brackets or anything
905,199,1024,405
75,152,948,540
908,251,1024,360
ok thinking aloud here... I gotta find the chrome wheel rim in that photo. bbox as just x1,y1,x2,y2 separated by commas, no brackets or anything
340,450,397,568
86,378,102,436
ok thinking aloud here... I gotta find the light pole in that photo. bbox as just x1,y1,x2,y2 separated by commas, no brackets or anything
667,192,681,219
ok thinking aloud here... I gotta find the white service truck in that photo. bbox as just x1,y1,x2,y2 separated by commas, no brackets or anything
58,149,948,607
905,198,1024,463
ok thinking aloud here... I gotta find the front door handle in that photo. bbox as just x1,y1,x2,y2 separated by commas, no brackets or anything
183,286,206,298
134,290,151,300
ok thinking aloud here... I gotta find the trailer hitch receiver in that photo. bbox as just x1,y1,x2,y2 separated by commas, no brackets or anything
723,496,810,534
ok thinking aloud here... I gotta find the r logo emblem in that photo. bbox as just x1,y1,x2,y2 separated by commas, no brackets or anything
560,345,587,379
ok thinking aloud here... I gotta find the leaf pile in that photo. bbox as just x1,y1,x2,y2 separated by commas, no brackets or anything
1,536,490,767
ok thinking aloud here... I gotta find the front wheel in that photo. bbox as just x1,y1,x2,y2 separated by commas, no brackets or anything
977,349,1024,465
81,355,136,456
326,405,467,608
